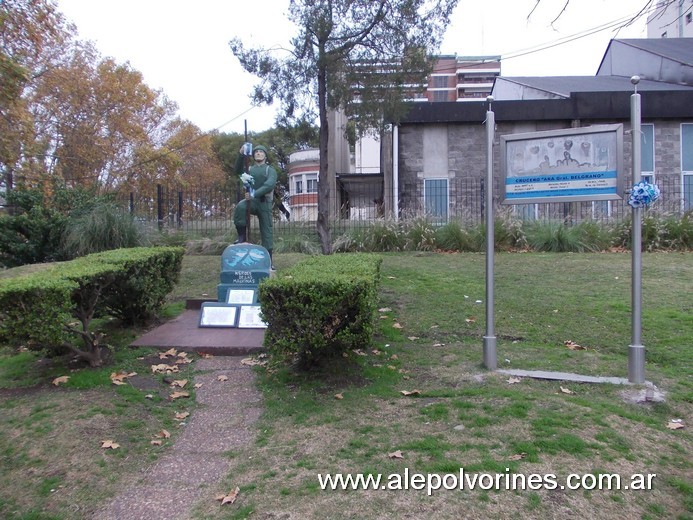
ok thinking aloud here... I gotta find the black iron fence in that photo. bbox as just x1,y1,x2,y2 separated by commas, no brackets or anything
121,176,686,237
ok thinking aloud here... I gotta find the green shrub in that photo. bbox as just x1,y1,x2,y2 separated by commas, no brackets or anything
435,221,477,251
0,246,185,365
525,221,594,252
0,190,70,267
89,247,185,325
259,253,381,368
405,217,437,251
613,212,693,251
62,202,144,256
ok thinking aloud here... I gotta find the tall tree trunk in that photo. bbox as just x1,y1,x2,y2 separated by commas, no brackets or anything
316,58,332,254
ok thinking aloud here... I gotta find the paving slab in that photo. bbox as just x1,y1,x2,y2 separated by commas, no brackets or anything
130,309,265,356
95,356,261,520
498,368,654,386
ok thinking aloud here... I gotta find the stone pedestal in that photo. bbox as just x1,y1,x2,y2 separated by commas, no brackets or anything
199,244,271,328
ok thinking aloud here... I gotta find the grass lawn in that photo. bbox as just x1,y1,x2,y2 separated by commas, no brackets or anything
0,251,691,519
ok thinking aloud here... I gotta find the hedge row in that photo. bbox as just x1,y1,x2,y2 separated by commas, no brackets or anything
0,247,184,366
259,253,382,367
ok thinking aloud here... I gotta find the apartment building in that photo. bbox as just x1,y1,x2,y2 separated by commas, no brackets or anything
647,0,693,38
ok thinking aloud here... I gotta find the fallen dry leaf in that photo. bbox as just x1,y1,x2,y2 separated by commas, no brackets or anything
371,349,382,356
353,349,367,356
407,336,419,341
507,377,522,384
177,352,188,358
564,340,587,351
666,419,684,430
378,307,392,312
170,391,190,400
175,357,193,365
101,440,120,449
171,379,188,388
241,357,263,366
150,440,163,446
155,429,171,439
400,389,421,396
560,386,574,394
110,371,137,385
194,383,203,389
465,317,477,323
392,323,403,329
334,393,344,400
217,375,228,382
160,348,177,359
52,375,70,386
175,411,190,420
508,452,527,461
200,353,213,359
217,486,240,505
390,354,398,360
388,450,404,459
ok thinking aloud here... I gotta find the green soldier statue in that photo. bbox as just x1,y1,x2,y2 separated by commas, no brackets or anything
233,144,278,267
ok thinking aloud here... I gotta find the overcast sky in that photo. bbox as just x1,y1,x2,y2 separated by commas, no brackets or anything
56,0,649,134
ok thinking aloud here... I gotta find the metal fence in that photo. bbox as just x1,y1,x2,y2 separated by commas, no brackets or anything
122,176,686,237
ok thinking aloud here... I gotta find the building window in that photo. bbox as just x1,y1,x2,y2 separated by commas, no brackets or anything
641,123,655,183
432,90,449,102
295,180,303,194
682,124,693,211
432,75,449,88
306,176,318,193
424,178,448,222
686,12,692,24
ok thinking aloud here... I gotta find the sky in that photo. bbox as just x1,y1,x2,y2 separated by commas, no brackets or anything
56,0,650,134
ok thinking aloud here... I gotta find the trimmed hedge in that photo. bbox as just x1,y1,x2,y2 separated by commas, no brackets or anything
0,247,184,365
259,253,382,367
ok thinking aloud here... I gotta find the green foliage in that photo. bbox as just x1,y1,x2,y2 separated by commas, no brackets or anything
61,202,144,257
614,212,693,251
89,247,185,325
0,247,184,365
0,189,70,267
0,187,143,268
434,221,479,251
524,220,599,252
0,273,75,352
259,253,382,368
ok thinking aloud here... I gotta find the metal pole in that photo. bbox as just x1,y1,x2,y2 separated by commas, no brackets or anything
629,76,645,384
244,120,251,243
483,97,497,370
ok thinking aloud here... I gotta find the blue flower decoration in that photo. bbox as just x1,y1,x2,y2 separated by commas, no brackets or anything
628,181,660,208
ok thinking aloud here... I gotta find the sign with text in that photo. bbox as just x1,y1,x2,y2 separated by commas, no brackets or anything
199,303,238,328
500,124,624,204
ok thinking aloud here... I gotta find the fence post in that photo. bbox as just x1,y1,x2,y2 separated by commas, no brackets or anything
480,178,485,221
157,184,163,231
178,191,183,228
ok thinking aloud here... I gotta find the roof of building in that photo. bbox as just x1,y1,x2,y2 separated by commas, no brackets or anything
494,75,693,99
598,38,693,71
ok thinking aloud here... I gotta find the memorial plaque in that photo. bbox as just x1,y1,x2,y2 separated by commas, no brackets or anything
199,303,238,328
226,289,256,305
238,305,267,329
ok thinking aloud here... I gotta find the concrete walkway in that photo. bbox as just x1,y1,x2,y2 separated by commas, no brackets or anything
95,356,261,520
